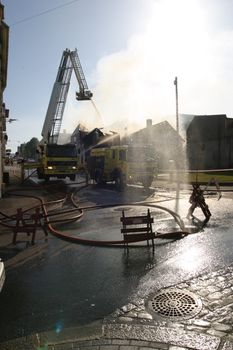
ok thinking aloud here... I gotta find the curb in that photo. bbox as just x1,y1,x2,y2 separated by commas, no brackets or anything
1,321,233,350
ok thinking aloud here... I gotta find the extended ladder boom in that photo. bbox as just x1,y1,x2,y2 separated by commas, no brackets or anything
70,49,93,100
41,49,92,144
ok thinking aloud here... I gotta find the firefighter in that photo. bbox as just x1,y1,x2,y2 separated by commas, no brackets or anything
187,183,211,226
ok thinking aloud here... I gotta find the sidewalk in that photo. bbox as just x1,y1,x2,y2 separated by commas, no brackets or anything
48,264,233,350
0,168,233,350
1,264,233,350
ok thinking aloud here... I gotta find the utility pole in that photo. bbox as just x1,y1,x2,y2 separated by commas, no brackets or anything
174,76,179,134
174,76,180,214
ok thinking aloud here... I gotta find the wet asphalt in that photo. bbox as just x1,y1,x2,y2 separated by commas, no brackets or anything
0,179,233,344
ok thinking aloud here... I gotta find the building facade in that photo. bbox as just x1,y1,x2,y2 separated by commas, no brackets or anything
0,1,9,196
128,119,185,171
186,114,233,170
71,125,120,164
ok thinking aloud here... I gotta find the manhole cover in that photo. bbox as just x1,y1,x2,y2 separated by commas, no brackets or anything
146,288,202,320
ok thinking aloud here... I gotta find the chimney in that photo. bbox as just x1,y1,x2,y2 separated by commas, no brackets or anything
0,2,4,20
146,119,152,128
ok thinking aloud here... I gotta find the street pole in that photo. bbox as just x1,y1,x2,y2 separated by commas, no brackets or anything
174,77,180,213
174,76,179,134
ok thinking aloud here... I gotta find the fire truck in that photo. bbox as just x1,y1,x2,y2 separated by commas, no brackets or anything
36,49,92,181
86,145,157,190
36,143,78,181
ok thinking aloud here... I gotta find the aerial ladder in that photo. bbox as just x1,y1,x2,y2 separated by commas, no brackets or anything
41,48,93,144
31,49,93,181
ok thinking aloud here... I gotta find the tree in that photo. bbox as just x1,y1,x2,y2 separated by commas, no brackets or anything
22,138,39,160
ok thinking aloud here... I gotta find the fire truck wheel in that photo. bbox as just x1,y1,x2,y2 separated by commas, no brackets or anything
142,177,153,189
94,169,103,184
37,168,43,179
115,173,126,192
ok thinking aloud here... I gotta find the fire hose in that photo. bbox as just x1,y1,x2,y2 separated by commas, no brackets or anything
0,183,198,247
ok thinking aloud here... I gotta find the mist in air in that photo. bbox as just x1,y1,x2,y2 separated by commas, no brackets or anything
63,0,233,136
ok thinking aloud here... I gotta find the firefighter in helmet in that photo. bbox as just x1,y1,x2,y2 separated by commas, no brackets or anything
187,183,211,226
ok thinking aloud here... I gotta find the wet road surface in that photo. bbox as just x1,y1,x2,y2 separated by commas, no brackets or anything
0,183,232,342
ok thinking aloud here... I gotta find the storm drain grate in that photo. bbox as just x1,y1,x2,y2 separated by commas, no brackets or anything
147,288,202,320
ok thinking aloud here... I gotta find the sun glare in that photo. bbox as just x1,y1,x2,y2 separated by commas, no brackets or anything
144,0,209,78
177,245,204,272
63,0,215,131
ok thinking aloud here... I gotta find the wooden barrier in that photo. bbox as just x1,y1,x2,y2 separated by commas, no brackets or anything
12,207,48,245
120,208,155,250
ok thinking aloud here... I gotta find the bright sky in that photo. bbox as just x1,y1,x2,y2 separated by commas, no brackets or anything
3,0,233,151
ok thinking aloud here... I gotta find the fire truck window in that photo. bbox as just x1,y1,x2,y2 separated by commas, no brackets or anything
119,150,126,161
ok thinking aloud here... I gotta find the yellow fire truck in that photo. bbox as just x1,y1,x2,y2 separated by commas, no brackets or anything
35,49,92,181
36,143,78,181
86,145,157,190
